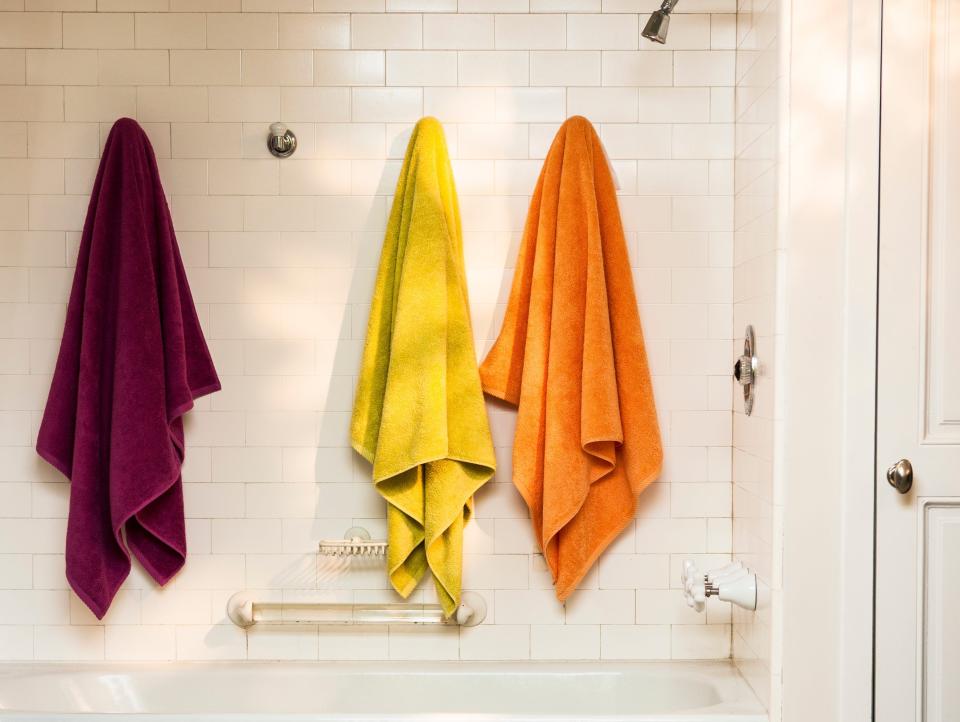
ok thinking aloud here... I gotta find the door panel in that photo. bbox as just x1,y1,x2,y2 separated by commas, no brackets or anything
924,0,960,444
922,502,960,721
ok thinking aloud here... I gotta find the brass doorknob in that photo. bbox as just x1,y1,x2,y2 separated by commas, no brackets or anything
886,459,913,494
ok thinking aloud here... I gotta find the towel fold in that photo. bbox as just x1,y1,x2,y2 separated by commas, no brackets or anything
36,118,220,619
351,117,495,616
480,115,662,601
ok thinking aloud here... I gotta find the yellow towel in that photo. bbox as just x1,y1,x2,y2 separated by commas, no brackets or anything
351,117,496,616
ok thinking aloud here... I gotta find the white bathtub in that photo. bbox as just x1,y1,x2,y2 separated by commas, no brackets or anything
0,661,764,722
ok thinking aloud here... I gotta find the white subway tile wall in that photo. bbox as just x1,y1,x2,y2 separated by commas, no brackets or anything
0,1,736,662
732,0,780,715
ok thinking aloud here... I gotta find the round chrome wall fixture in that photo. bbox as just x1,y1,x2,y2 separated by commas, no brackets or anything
733,325,759,416
267,122,297,158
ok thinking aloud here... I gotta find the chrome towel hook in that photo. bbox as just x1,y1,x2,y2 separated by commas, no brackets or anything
267,122,297,158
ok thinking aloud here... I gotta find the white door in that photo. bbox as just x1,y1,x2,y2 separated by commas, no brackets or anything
877,0,960,719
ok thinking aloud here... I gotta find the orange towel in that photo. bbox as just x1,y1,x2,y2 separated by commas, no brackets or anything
480,116,663,601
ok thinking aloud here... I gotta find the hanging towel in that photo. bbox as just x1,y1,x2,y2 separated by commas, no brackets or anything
36,118,220,619
351,117,495,616
479,116,662,602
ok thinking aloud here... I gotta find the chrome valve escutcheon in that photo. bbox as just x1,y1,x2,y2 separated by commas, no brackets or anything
733,325,759,416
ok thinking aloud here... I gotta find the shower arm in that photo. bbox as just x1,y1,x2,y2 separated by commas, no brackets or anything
658,0,680,11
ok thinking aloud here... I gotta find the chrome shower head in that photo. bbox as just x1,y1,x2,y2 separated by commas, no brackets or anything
642,11,670,44
642,0,680,44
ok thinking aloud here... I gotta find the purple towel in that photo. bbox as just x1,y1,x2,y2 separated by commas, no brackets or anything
36,118,220,619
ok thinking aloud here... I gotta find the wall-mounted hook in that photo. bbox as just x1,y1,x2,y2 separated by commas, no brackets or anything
268,122,297,158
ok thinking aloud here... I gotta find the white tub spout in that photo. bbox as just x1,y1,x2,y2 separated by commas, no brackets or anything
682,559,758,612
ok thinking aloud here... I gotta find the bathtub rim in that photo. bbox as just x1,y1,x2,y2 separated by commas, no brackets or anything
0,659,767,722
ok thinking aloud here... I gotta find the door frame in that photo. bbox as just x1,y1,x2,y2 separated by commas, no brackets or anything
776,0,881,719
846,0,883,719
845,0,884,718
